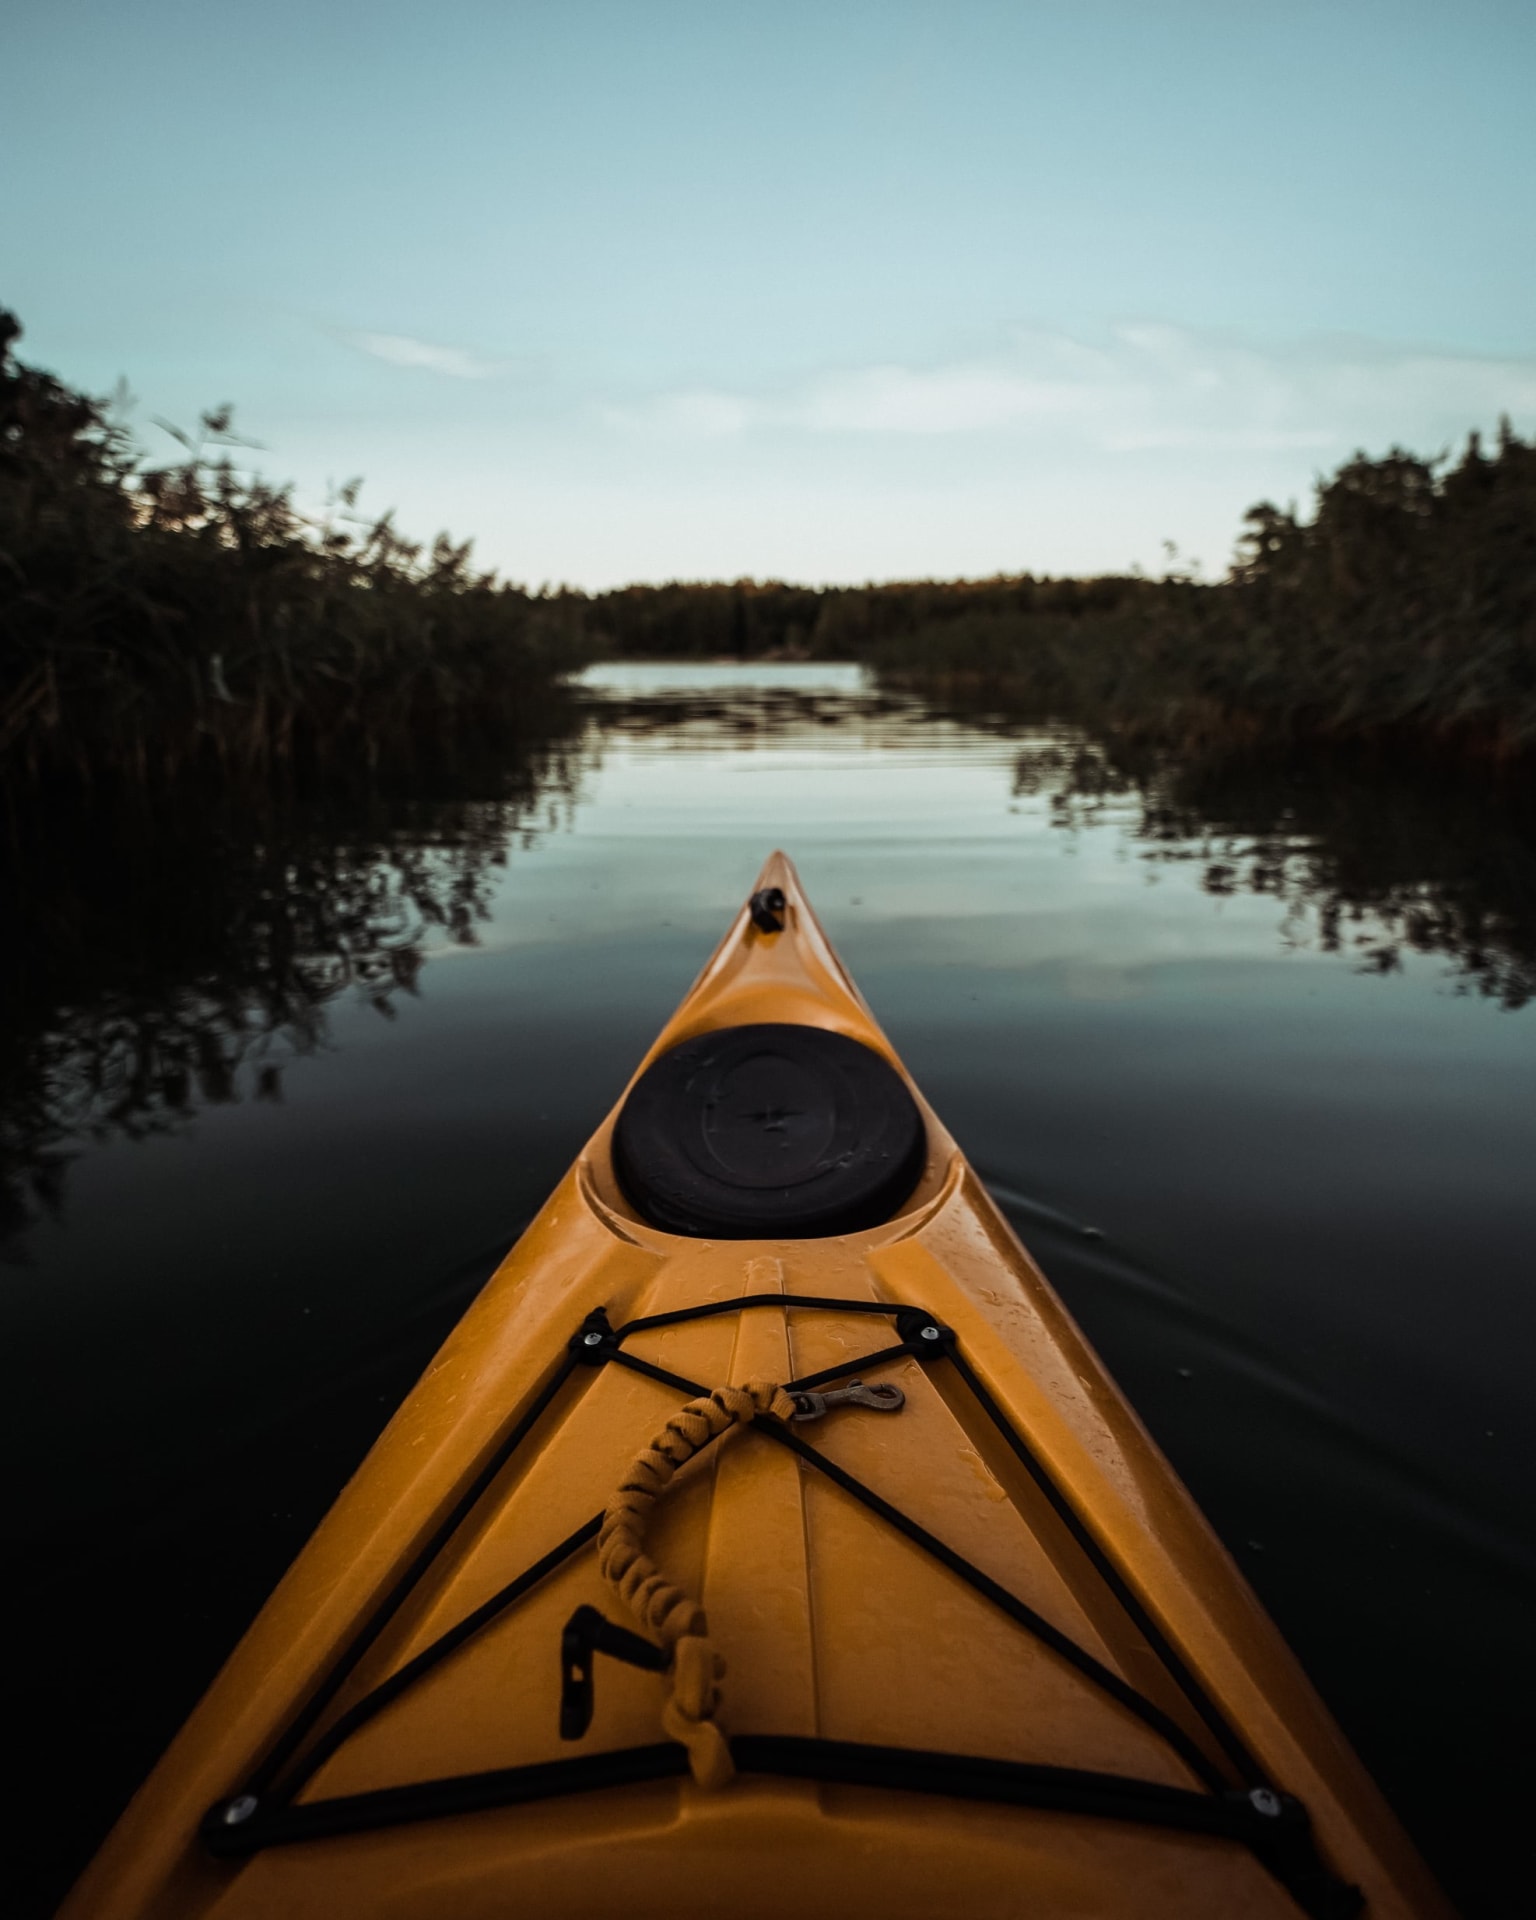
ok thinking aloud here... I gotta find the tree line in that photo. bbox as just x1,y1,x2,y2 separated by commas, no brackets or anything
5,305,1531,783
579,430,1534,759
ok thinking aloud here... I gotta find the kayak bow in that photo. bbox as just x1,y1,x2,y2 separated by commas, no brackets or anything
64,853,1451,1919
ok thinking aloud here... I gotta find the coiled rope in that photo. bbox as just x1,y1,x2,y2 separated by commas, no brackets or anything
597,1379,796,1788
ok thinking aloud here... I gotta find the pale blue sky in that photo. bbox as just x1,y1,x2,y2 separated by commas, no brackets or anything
6,0,1533,585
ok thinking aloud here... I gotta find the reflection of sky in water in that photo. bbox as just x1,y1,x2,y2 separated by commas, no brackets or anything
575,660,873,697
431,669,1477,1002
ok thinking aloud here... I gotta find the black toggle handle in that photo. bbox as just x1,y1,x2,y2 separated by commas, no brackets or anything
559,1605,669,1741
748,886,786,933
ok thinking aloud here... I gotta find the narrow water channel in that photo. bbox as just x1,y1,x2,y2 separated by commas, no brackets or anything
7,664,1533,1917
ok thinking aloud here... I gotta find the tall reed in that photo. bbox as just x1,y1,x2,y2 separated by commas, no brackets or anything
0,310,592,790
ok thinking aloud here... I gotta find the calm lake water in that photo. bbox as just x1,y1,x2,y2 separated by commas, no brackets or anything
8,662,1534,1917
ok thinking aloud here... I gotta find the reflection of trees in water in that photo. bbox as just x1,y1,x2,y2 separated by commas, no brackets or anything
1011,735,1536,1009
577,686,915,748
1,740,581,1251
587,684,1536,1007
7,683,1531,1248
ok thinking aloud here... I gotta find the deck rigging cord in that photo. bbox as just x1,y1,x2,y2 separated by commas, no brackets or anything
200,1293,1363,1920
596,1377,798,1789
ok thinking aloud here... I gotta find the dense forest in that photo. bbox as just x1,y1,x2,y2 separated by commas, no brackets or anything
4,309,1533,784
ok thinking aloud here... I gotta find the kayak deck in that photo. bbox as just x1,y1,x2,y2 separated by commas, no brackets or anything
63,854,1451,1919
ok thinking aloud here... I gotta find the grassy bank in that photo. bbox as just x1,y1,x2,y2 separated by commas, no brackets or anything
1,311,592,790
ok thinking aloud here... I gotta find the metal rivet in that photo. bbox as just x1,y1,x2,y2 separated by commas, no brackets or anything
1249,1788,1283,1819
920,1326,941,1342
582,1331,603,1347
223,1795,258,1827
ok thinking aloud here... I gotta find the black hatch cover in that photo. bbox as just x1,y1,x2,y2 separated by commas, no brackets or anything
613,1023,927,1239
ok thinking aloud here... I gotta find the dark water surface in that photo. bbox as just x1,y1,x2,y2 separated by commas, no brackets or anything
7,664,1534,1917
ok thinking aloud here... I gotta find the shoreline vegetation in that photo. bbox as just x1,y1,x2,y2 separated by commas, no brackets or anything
0,311,590,792
3,309,1533,793
570,429,1534,767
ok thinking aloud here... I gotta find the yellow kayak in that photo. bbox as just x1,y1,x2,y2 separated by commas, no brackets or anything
65,854,1451,1919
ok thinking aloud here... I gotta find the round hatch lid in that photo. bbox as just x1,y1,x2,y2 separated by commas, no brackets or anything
613,1022,927,1239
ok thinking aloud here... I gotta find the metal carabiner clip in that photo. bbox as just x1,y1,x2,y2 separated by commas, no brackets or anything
788,1379,905,1421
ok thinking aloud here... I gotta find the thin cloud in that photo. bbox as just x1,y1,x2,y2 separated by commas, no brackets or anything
1104,429,1338,453
347,331,498,379
603,325,1536,454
